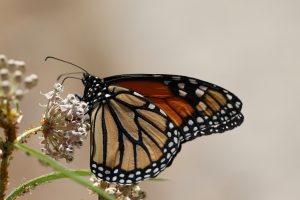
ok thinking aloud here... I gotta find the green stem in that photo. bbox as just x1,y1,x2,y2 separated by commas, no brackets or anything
0,102,18,200
16,126,42,143
6,170,92,200
14,142,115,200
0,144,11,200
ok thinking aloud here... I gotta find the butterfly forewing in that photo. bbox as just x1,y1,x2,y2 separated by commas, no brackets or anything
90,85,181,184
104,74,244,143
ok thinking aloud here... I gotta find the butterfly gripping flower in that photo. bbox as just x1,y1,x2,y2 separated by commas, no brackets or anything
40,83,90,162
89,176,146,200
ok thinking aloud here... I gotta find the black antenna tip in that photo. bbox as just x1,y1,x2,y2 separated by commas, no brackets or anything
45,56,53,62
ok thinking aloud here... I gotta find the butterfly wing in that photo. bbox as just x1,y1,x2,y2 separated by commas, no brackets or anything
104,74,244,143
90,85,181,184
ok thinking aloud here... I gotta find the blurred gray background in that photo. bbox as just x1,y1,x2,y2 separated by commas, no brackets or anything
1,0,300,199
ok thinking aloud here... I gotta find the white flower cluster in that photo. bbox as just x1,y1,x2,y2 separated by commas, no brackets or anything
0,54,38,101
90,176,146,200
41,83,89,162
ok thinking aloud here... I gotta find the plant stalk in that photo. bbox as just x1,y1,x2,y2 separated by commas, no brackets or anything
0,102,18,200
6,170,92,200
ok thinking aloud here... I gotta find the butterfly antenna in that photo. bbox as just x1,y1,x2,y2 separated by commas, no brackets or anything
45,56,89,74
57,72,84,81
61,76,83,85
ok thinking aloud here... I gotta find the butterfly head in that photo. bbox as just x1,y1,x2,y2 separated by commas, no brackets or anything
82,74,107,110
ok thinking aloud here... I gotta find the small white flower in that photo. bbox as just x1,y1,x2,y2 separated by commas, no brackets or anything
40,83,90,162
89,175,146,199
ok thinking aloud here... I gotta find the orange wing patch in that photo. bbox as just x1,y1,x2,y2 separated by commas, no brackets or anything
114,80,195,127
113,80,173,98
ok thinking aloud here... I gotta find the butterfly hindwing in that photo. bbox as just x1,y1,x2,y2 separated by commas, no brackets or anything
104,74,244,143
90,85,181,184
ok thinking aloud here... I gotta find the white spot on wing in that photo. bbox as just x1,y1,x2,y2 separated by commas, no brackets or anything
183,126,189,132
98,166,103,171
197,117,204,123
178,83,185,89
189,79,198,84
160,109,167,116
133,92,143,97
199,86,207,91
195,89,205,97
179,90,187,97
167,132,172,137
167,153,171,159
128,174,134,178
174,137,178,144
148,104,155,109
226,94,233,100
172,76,181,80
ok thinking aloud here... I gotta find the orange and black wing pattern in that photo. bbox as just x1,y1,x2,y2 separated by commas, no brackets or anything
104,74,244,143
90,85,181,184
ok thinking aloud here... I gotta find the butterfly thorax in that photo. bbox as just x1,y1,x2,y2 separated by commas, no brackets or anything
82,74,108,110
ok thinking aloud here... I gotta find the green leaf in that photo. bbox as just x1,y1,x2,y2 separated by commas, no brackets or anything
14,142,115,200
6,170,92,200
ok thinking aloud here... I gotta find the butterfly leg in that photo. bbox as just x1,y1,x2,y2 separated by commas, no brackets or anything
75,94,83,101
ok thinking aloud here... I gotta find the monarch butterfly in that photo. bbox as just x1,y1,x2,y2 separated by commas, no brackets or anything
47,57,244,185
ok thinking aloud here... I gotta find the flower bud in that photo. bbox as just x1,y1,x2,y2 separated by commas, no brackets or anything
24,74,38,89
30,74,38,83
1,80,11,95
7,59,17,72
0,68,10,80
0,55,8,68
15,61,26,73
13,70,23,83
15,89,24,100
24,76,33,88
